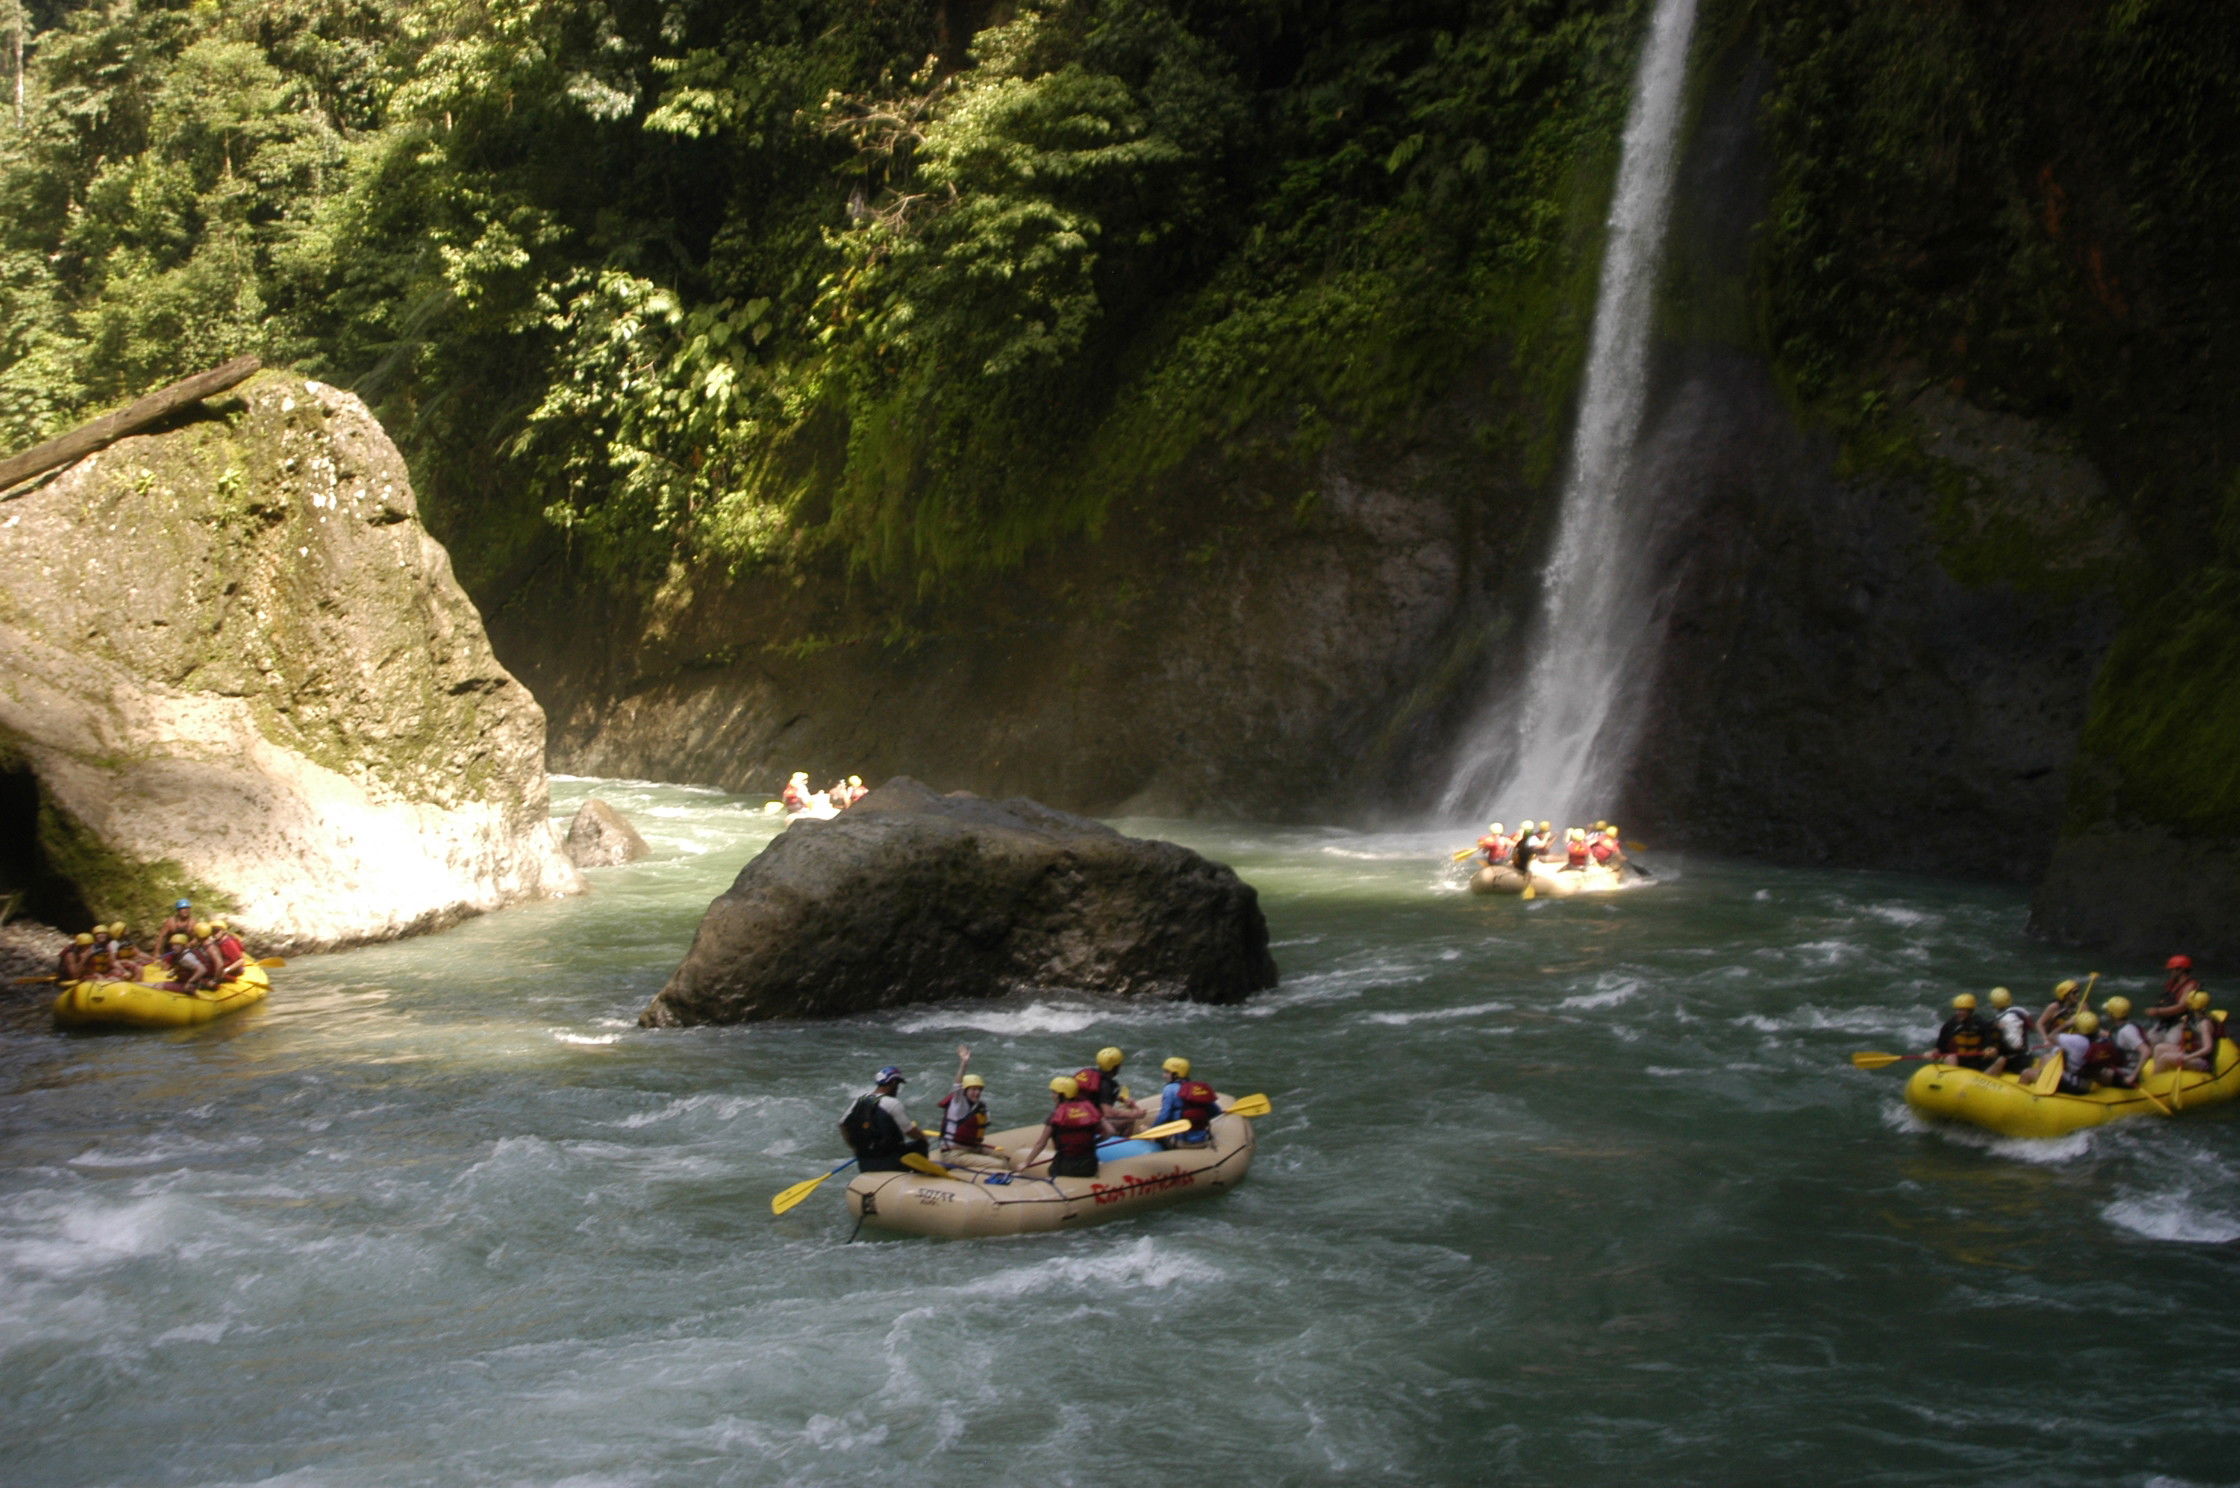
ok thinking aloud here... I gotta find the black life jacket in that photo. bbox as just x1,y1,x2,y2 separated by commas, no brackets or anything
840,1093,903,1158
1939,1015,1989,1056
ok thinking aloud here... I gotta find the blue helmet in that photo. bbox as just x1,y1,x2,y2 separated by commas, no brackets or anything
874,1065,905,1086
174,899,192,910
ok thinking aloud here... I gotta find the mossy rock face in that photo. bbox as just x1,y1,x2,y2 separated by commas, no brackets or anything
0,374,581,949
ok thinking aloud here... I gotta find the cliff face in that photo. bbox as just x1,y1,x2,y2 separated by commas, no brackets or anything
492,382,1546,819
0,373,582,949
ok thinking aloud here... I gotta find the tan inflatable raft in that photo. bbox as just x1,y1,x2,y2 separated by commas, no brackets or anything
845,1101,1255,1238
1469,859,1634,897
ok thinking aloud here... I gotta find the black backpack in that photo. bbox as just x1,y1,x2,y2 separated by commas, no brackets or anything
839,1093,900,1157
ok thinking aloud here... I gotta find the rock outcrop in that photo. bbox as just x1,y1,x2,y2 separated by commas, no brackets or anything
642,778,1278,1026
0,372,582,950
563,797,650,868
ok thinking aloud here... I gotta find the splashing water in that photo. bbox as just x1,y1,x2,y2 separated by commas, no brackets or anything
1441,0,1700,828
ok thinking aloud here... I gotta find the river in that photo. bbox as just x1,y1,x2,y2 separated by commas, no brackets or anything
4,778,2237,1486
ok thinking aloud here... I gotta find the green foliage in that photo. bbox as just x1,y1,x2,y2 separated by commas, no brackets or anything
0,0,1643,590
37,796,234,931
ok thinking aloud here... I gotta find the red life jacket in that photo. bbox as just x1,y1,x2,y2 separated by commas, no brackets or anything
1073,1068,1114,1105
1566,841,1589,866
782,784,806,809
1591,839,1617,863
1049,1098,1103,1156
940,1090,988,1147
2084,1036,2121,1075
215,934,247,966
1177,1079,1219,1131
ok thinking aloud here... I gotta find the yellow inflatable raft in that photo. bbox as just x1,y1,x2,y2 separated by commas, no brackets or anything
1904,1041,2240,1139
845,1100,1255,1238
52,964,270,1031
1469,860,1633,897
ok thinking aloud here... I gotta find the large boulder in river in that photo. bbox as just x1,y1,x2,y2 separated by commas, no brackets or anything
641,778,1278,1026
0,372,582,949
564,797,650,868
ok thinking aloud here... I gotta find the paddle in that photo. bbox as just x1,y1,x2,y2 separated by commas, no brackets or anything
770,1158,858,1216
1450,847,1478,864
11,974,57,985
900,1153,953,1179
1850,1051,1941,1071
2136,1076,2175,1118
257,956,287,968
2032,1049,2066,1095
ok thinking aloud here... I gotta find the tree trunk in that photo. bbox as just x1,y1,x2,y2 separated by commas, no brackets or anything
0,356,262,496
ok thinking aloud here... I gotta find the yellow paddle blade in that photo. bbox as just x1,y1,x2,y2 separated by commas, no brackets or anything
770,1171,836,1216
900,1153,953,1179
1224,1093,1273,1118
1131,1119,1194,1143
11,974,58,985
1521,883,1536,901
256,956,287,968
1450,847,1476,863
2032,1051,2065,1095
1850,1052,1907,1071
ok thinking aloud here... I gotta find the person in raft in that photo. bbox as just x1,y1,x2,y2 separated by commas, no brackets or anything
1987,987,2035,1075
781,772,813,812
2097,996,2151,1088
1020,1076,1114,1179
935,1044,998,1158
2025,1010,2102,1095
1934,993,1997,1070
208,920,248,981
1560,828,1592,872
163,932,217,993
1073,1047,1142,1135
839,1066,929,1173
2146,955,2202,1034
1154,1057,1221,1148
56,933,96,983
1512,822,1547,876
158,898,198,949
2036,978,2087,1039
1475,823,1511,867
2152,991,2219,1074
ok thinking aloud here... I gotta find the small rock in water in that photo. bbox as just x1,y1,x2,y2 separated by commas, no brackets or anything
641,777,1279,1026
564,798,651,868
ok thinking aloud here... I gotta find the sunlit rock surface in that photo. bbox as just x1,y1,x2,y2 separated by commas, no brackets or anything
0,373,582,949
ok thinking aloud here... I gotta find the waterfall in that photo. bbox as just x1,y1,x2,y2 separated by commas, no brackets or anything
1439,0,1699,830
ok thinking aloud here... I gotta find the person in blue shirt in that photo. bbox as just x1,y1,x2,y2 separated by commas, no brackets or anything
1154,1057,1221,1147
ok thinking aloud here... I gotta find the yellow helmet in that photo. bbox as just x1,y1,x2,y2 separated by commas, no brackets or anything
1988,987,2013,1008
211,919,229,931
1539,820,1552,831
169,933,188,946
2072,1010,2101,1034
2102,995,2132,1018
192,921,212,938
2188,990,2211,1010
1488,823,1504,834
2054,978,2081,997
74,933,94,946
1096,1047,1124,1070
960,1074,986,1090
1048,1076,1080,1098
1162,1056,1190,1077
1951,993,1977,1010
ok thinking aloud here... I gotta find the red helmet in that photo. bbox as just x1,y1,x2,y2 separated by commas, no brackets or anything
2167,954,2194,970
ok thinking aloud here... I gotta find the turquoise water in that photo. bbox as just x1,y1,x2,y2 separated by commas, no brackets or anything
4,778,2237,1486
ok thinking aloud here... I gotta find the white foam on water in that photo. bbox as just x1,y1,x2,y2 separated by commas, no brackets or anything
1736,1004,1918,1037
611,1092,758,1129
553,1031,621,1045
2103,1191,2240,1244
892,1001,1109,1036
972,1236,1224,1299
1362,999,1513,1026
1559,979,1640,1011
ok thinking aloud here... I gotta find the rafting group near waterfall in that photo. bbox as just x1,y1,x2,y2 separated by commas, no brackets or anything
1855,956,2239,1138
1451,818,1651,898
770,1044,1271,1238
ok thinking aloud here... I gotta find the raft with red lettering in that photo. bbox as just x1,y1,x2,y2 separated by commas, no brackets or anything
844,1099,1255,1237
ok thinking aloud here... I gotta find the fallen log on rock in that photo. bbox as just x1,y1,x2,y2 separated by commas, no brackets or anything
0,355,261,497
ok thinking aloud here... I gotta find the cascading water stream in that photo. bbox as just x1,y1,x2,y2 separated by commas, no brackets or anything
1440,0,1699,829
